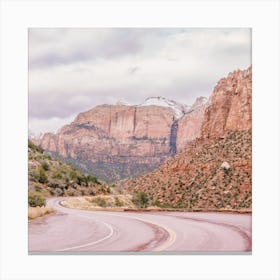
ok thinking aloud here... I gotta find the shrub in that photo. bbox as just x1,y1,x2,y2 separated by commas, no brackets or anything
132,191,149,208
70,170,78,180
91,197,107,207
28,191,46,207
52,169,63,179
38,167,48,184
114,197,124,207
152,200,162,207
41,161,50,171
28,140,44,153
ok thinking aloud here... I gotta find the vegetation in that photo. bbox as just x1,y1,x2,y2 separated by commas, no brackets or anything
124,130,252,211
114,196,124,207
28,140,109,197
132,191,149,208
90,197,107,207
28,191,46,207
28,206,53,219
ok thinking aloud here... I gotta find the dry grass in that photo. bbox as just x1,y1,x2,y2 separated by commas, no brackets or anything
28,206,54,219
61,195,136,211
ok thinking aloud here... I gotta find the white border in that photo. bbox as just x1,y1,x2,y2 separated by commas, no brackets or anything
0,1,279,280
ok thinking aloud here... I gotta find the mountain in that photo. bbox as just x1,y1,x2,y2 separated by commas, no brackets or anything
28,140,110,197
37,97,206,183
139,96,189,119
123,66,252,211
176,97,208,152
201,67,252,139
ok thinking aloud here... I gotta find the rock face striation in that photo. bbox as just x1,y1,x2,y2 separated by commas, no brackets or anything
201,67,252,139
38,97,206,183
176,97,207,152
123,66,252,211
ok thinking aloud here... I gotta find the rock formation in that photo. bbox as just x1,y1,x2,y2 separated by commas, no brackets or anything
38,98,206,183
176,97,207,151
123,66,252,211
201,67,252,139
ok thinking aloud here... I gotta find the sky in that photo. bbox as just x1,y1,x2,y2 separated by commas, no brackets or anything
29,28,251,136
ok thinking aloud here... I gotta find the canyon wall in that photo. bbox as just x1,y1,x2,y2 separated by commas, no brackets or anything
38,98,206,182
123,66,252,211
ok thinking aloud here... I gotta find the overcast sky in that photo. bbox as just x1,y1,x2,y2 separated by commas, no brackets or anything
29,28,251,135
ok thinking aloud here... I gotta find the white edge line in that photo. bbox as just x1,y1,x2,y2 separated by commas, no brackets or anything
56,220,114,252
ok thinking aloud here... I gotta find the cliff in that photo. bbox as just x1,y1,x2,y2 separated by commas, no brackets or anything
123,66,252,211
38,97,206,183
201,67,252,139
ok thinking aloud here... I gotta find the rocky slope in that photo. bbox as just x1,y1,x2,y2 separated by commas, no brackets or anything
28,140,110,197
38,97,206,183
123,66,252,211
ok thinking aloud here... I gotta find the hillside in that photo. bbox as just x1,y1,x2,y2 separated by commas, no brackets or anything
28,140,110,197
123,129,251,211
123,67,252,211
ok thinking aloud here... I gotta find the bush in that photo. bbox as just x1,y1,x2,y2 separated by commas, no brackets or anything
28,191,46,207
114,197,124,207
132,191,149,208
41,161,50,171
91,197,107,207
28,140,44,153
52,169,63,179
38,167,48,184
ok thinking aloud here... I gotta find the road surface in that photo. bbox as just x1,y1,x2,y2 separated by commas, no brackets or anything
28,198,252,253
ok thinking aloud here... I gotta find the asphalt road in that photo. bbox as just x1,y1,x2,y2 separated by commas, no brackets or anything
28,198,252,253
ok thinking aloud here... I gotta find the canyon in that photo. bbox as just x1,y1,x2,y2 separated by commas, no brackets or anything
37,96,207,183
123,67,252,210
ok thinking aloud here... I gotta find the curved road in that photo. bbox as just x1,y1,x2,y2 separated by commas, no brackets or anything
28,198,252,253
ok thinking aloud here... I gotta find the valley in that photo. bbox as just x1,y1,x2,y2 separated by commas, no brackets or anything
28,66,252,253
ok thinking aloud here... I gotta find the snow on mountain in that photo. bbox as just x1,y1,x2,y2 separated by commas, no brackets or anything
116,98,131,106
139,97,188,119
189,96,208,111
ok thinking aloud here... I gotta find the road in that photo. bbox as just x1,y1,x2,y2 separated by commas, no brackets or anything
28,198,252,253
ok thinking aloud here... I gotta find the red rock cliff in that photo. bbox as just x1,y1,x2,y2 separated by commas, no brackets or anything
201,67,252,139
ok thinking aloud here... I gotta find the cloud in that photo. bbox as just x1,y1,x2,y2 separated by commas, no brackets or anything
29,28,251,134
29,115,76,136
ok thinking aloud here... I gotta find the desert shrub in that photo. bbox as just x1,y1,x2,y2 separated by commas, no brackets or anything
52,169,63,179
91,197,107,207
48,182,60,189
28,140,44,153
114,197,124,207
28,191,46,207
55,187,64,196
38,167,48,184
152,200,162,207
70,170,78,180
41,161,50,171
86,175,100,185
132,191,149,208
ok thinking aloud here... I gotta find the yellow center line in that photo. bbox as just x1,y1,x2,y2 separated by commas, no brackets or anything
105,212,177,251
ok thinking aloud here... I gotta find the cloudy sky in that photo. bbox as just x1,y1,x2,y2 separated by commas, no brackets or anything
29,28,251,135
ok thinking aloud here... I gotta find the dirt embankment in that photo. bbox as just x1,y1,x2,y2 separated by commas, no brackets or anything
28,206,54,219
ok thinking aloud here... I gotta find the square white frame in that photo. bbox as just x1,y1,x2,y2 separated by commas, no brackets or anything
0,1,279,280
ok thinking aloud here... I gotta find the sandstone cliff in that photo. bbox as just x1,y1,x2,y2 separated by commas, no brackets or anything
177,97,207,151
38,98,206,183
123,66,252,211
201,67,252,139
